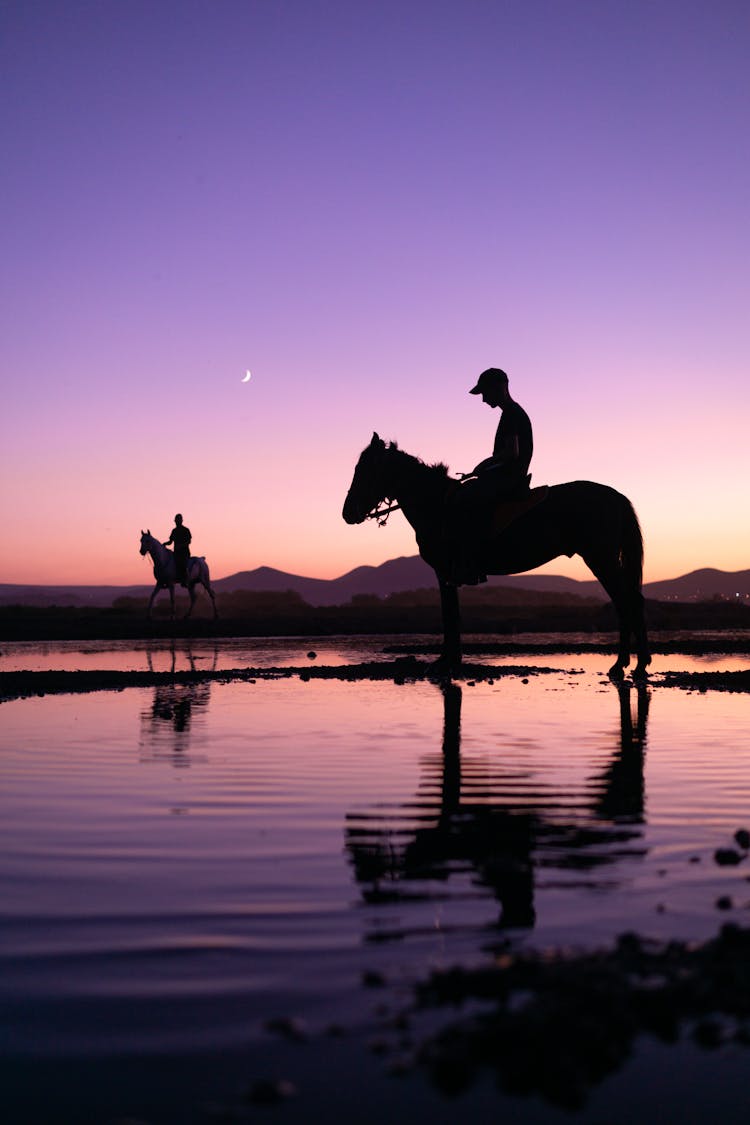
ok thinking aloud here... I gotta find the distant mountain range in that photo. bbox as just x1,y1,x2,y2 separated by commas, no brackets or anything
1,557,749,608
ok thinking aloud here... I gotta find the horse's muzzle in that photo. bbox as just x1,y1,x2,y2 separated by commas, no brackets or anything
342,493,365,525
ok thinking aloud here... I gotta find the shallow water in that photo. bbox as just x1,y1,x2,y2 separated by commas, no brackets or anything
2,630,750,673
1,640,750,1123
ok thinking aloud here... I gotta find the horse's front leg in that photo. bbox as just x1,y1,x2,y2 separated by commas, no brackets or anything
184,583,196,619
433,579,462,674
168,584,175,620
147,584,159,619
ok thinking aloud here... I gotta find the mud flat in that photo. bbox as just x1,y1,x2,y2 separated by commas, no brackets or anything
659,670,750,693
0,660,559,703
3,653,749,704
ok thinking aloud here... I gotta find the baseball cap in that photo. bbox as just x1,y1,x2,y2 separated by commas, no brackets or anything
469,368,509,395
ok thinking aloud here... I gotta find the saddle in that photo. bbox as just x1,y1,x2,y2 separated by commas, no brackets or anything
440,479,549,586
488,484,549,537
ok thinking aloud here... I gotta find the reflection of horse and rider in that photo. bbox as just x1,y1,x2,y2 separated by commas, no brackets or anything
139,642,217,765
343,367,651,678
346,678,650,932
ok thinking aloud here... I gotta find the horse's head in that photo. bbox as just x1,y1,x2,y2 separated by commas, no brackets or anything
139,529,152,556
343,433,390,524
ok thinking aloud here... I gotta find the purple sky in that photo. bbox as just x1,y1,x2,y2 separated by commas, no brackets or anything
2,0,748,584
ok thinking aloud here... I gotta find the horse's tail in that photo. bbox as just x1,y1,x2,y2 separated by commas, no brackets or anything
619,495,644,590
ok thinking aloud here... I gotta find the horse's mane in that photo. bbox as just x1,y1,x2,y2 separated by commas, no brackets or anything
385,440,450,480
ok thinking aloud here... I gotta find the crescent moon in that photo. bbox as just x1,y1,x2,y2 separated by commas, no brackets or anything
241,370,252,383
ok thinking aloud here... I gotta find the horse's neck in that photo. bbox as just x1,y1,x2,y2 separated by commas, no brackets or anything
388,452,446,530
149,538,170,566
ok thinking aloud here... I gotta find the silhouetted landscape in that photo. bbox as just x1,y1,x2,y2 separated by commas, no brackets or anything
2,555,749,610
1,580,748,643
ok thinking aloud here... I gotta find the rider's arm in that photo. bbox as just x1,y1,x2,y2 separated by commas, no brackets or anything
472,433,519,476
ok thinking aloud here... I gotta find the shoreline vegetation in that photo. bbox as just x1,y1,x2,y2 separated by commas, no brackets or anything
0,586,748,642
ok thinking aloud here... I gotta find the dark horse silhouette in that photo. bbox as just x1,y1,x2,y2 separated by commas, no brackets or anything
343,434,650,678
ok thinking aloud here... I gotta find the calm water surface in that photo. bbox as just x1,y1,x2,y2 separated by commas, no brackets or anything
1,638,749,1123
2,631,750,673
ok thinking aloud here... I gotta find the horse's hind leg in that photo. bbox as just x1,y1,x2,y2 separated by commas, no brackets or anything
582,553,632,677
601,546,650,678
631,590,651,678
205,583,218,619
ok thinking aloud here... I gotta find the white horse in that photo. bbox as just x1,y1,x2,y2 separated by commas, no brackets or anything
139,530,218,619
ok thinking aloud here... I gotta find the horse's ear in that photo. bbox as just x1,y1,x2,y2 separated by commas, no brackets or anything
147,529,150,535
371,432,382,447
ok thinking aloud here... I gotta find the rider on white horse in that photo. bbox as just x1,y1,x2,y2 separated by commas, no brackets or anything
140,529,218,620
163,514,191,585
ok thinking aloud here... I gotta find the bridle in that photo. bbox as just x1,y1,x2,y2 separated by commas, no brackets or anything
365,499,401,527
358,443,401,526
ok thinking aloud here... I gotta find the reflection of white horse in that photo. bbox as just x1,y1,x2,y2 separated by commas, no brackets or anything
139,531,218,619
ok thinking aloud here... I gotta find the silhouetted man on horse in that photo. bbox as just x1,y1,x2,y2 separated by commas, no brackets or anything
449,367,533,584
164,514,192,584
468,367,533,497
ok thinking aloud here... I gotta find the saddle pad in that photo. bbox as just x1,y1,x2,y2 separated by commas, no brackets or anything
490,485,549,536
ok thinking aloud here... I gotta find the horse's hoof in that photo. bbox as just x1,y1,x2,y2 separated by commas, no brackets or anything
633,664,650,681
608,663,626,681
